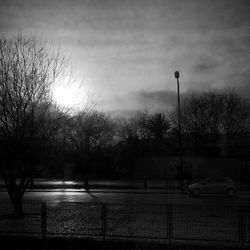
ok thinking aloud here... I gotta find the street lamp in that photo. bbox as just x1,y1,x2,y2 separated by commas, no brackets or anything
174,71,183,191
174,71,182,155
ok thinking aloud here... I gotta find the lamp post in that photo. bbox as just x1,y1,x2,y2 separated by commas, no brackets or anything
174,71,182,155
174,71,183,191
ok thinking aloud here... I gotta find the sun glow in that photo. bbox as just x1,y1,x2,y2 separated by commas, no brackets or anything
52,77,87,109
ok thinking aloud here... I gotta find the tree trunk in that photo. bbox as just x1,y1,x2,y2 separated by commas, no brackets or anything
13,197,23,217
84,178,89,191
10,193,24,217
3,177,25,217
30,178,34,188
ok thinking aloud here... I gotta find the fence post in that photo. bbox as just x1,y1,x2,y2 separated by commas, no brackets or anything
239,207,245,247
102,203,107,241
41,202,47,239
167,204,172,246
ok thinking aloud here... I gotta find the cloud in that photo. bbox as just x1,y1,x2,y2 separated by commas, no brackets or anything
107,109,140,119
192,58,222,74
99,89,178,118
135,90,177,109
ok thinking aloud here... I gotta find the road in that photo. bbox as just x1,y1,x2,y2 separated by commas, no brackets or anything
1,189,250,206
0,179,182,189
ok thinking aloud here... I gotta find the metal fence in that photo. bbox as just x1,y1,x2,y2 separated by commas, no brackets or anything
0,201,249,247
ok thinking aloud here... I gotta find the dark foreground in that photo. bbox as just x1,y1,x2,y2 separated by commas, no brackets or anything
0,236,245,250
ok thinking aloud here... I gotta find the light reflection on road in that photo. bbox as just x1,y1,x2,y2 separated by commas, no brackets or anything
48,181,77,185
42,189,86,194
23,190,94,202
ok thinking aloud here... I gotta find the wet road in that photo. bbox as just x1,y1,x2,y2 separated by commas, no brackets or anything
0,189,250,206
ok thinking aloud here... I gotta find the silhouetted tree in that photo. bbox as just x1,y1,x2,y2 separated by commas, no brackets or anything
170,89,250,155
0,33,67,216
148,112,171,155
118,110,150,141
69,111,115,188
117,110,171,180
116,110,151,180
148,113,171,140
221,89,249,136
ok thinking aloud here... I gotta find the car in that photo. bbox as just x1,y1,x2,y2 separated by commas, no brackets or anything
187,177,237,197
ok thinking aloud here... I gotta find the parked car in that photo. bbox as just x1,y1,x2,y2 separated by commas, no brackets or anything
187,177,237,197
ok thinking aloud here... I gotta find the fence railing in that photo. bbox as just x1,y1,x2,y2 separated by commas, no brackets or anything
0,201,249,247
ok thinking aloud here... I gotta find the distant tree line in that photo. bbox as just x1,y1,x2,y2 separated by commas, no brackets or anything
171,89,250,156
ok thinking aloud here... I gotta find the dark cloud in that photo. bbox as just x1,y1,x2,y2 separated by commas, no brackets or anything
107,109,140,119
135,90,177,107
192,57,223,74
105,90,179,118
107,88,196,119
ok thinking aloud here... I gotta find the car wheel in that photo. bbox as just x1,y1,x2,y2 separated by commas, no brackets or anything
226,188,236,197
192,188,201,196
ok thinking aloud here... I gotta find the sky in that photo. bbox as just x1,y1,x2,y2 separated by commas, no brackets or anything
0,0,250,117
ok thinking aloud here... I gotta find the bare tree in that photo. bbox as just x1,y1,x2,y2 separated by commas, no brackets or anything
69,110,116,188
170,89,250,155
70,111,115,153
147,112,171,156
221,89,249,136
148,113,171,140
179,91,222,136
117,110,150,141
0,33,67,216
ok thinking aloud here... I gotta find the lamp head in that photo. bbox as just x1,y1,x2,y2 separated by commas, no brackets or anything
174,71,180,79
